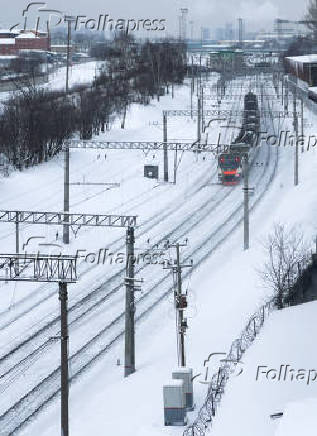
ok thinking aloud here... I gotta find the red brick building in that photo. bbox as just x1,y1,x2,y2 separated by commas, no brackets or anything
0,30,50,56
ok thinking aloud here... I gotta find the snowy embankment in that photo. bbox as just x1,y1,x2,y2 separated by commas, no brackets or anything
0,69,228,433
0,60,99,111
14,84,316,436
43,60,99,91
189,94,317,436
0,67,315,436
212,302,317,436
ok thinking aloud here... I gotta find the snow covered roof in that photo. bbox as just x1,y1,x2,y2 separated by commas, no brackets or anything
164,380,183,387
0,38,15,45
0,55,17,60
286,54,317,64
0,29,19,34
51,44,70,48
16,32,36,39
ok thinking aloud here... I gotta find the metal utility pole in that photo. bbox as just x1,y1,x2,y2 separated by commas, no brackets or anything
197,98,201,142
66,20,71,94
190,68,194,119
293,89,299,186
0,254,77,436
63,146,70,244
165,242,192,367
301,98,304,153
196,55,200,97
64,16,75,94
284,76,289,111
15,213,19,275
201,87,205,132
125,226,135,377
163,113,168,182
243,154,250,250
59,282,69,436
176,244,185,366
173,147,178,185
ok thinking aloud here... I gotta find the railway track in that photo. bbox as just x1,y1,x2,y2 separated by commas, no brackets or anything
0,88,279,434
0,81,246,373
0,79,279,434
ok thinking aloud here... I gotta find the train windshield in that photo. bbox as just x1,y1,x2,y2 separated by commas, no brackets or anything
218,155,241,169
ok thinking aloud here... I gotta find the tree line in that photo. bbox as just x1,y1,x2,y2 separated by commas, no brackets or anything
0,36,186,171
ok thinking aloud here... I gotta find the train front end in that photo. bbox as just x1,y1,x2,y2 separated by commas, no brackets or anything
218,153,242,185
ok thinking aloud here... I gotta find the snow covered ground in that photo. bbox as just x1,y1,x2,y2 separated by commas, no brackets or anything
44,60,99,91
0,60,99,108
276,397,317,436
0,61,316,436
21,130,317,435
212,302,317,436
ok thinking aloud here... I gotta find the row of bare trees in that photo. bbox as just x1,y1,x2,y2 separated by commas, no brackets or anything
0,87,77,169
92,34,187,102
0,37,187,171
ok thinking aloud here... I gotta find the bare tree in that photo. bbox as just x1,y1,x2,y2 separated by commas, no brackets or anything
305,0,317,40
260,224,310,309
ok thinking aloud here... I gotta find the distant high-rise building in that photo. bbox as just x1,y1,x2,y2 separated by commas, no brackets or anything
179,8,188,40
237,18,244,47
215,27,225,40
189,20,194,39
274,19,309,39
201,27,211,41
225,23,234,40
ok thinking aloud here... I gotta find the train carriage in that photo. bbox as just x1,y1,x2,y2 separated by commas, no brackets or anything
218,91,259,185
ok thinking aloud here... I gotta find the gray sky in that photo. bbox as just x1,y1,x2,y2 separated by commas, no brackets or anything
2,0,309,36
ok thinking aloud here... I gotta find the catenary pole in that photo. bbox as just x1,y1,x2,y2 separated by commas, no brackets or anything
163,113,168,182
243,154,249,250
59,281,69,436
124,226,136,377
63,146,70,244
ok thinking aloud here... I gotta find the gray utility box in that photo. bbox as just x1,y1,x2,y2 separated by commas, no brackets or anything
163,380,187,426
172,368,194,410
144,165,159,179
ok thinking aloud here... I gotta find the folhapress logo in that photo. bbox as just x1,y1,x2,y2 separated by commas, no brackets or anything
10,2,64,32
10,2,167,33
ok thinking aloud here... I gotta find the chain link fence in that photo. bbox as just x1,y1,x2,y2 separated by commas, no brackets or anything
183,252,315,436
183,298,276,436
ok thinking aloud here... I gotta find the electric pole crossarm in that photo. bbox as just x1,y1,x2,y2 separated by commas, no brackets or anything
65,140,219,153
0,210,137,228
0,246,77,436
0,254,77,283
68,182,120,187
163,109,298,119
202,94,280,100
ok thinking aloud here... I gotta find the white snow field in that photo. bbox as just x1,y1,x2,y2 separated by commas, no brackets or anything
0,60,315,436
212,302,317,436
276,397,317,436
